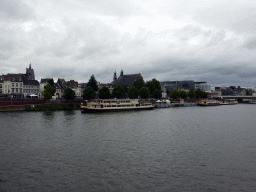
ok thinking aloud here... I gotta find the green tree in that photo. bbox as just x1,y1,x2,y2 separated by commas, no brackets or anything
170,90,180,99
166,88,171,96
98,86,111,99
195,89,208,98
87,74,98,91
128,86,139,99
188,89,195,99
42,84,56,101
146,78,161,95
152,78,161,90
202,91,208,98
63,88,76,100
112,85,125,99
83,86,96,100
139,87,150,99
152,89,162,99
195,89,203,98
134,78,145,90
180,90,187,99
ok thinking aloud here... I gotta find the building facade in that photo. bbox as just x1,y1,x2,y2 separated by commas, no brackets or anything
160,80,195,91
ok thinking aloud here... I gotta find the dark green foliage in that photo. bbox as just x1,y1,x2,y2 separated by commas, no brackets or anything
170,90,180,99
152,89,162,99
112,85,125,99
195,89,202,98
83,86,96,100
87,74,98,91
42,84,56,101
139,87,150,99
134,78,145,90
128,86,139,99
63,88,76,100
179,90,187,99
166,88,171,96
202,91,208,98
188,89,195,99
195,89,208,98
98,86,111,99
146,78,161,95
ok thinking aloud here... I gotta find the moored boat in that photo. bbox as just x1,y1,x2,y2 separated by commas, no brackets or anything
219,99,238,105
81,99,155,112
198,99,221,106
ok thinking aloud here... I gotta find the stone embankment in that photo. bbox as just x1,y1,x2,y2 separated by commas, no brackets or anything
0,99,83,112
0,100,46,112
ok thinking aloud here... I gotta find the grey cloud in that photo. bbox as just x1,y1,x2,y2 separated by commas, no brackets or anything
0,0,34,21
244,38,256,50
194,3,256,34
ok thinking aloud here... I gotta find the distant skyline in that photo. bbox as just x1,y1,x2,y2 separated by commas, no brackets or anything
1,0,256,87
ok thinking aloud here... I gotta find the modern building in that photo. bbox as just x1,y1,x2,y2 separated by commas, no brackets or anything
160,80,195,91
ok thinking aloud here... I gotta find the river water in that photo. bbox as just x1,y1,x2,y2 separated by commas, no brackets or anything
0,104,256,191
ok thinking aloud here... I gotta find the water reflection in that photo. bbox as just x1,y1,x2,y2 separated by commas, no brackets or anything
1,105,256,191
42,111,55,119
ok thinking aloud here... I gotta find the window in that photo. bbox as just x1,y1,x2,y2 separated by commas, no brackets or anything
12,83,14,87
16,83,18,87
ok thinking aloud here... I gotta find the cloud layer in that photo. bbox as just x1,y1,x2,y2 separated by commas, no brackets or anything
1,0,256,87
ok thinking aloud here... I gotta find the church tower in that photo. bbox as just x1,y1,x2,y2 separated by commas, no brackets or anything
26,64,35,80
113,71,117,82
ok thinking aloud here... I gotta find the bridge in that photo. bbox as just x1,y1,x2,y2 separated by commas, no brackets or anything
210,96,256,102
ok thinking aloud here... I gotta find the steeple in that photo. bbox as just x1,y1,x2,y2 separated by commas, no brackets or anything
113,71,117,82
120,70,123,76
26,63,35,80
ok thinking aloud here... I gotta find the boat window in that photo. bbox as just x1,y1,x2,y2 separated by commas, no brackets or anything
107,105,111,107
117,105,121,107
112,105,116,107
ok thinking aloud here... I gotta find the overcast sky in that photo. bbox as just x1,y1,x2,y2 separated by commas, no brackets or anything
1,0,256,87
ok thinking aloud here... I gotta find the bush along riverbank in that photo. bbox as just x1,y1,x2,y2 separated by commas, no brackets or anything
26,103,81,111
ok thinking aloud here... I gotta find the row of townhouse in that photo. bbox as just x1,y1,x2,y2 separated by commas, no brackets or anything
39,78,83,99
0,65,39,99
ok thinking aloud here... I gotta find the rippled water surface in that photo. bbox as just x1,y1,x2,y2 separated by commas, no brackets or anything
1,104,256,191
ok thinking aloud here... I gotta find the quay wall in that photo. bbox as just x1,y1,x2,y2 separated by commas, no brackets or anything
0,99,83,112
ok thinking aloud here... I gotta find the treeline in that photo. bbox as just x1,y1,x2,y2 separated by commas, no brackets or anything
83,75,162,100
42,74,208,101
169,89,208,100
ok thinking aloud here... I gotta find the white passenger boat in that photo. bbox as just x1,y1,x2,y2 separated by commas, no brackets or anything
198,99,221,106
219,99,238,105
81,99,155,112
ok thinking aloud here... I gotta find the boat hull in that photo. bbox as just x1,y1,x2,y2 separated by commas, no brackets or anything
81,106,154,113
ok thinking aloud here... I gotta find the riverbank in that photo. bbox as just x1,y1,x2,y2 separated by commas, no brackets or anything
26,103,80,111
